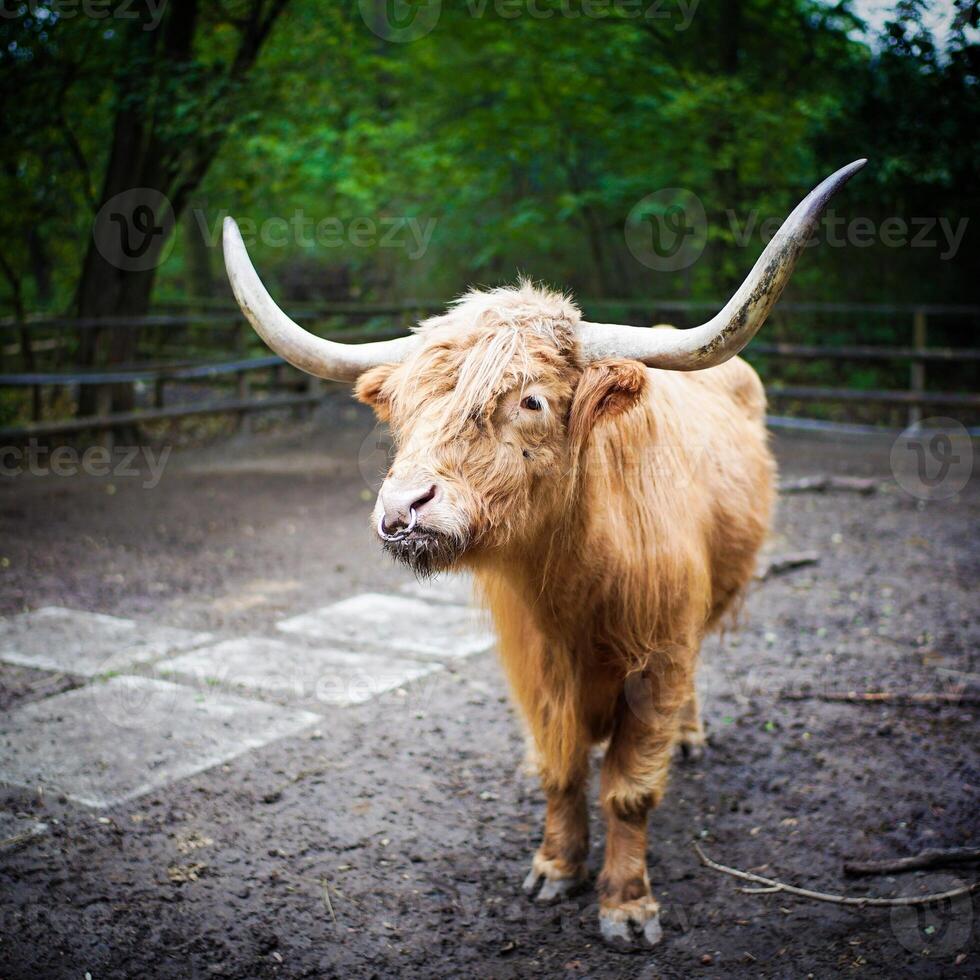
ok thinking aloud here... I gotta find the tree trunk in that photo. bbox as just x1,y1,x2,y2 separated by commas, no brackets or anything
0,247,40,417
75,99,170,416
27,228,52,307
183,198,215,303
712,0,742,292
74,0,290,419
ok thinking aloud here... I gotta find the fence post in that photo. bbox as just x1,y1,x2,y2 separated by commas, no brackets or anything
95,384,114,452
236,368,252,435
305,374,320,421
909,309,927,427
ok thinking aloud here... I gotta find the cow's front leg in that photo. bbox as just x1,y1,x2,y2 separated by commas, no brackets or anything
522,748,589,903
597,674,687,949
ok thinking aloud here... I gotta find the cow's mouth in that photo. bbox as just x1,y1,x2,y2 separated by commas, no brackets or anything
381,528,465,578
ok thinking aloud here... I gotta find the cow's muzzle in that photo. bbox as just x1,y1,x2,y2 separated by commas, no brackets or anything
378,507,418,542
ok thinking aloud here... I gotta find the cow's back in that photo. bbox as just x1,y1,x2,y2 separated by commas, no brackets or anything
582,355,775,636
676,356,775,624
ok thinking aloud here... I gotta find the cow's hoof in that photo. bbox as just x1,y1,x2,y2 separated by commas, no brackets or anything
598,899,663,951
522,856,586,904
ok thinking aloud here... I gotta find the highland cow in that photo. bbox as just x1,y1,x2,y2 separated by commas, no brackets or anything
223,160,865,947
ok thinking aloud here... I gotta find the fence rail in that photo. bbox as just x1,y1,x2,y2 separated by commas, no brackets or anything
0,356,283,387
767,386,980,409
1,301,977,441
5,340,980,389
4,298,980,331
0,392,322,441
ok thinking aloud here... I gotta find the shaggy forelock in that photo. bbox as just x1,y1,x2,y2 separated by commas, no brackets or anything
406,281,581,434
416,279,581,342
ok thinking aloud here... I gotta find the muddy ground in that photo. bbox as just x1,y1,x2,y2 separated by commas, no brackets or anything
0,395,977,979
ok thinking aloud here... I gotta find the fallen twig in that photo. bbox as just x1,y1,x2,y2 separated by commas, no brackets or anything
755,552,821,581
779,475,876,495
693,843,977,908
320,878,339,928
778,690,980,707
0,821,47,850
936,667,980,683
0,831,36,849
844,847,980,877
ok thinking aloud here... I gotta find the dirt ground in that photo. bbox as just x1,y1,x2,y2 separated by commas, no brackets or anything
1,394,977,979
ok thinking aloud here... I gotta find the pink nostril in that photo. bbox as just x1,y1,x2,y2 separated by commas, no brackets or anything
411,485,438,513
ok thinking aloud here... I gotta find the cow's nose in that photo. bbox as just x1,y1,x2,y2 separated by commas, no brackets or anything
380,483,438,533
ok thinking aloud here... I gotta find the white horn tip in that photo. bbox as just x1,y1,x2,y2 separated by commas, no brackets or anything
837,158,868,180
223,215,241,244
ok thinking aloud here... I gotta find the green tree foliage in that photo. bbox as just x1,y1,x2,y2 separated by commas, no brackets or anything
1,0,977,326
1,0,291,417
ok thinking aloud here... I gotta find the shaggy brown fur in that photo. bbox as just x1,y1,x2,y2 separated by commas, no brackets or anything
356,282,776,946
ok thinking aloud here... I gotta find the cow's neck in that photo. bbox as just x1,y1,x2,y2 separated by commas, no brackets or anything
471,487,592,638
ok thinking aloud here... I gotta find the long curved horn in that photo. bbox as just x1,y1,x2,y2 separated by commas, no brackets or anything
577,159,867,370
222,217,421,381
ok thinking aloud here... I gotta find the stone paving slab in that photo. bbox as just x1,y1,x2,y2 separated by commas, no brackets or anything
0,676,319,808
156,636,441,706
0,607,212,677
276,593,494,660
0,812,48,849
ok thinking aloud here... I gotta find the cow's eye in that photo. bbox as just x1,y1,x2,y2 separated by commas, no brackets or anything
520,395,543,412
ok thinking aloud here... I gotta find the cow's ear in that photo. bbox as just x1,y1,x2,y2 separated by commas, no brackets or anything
354,364,398,422
568,359,647,447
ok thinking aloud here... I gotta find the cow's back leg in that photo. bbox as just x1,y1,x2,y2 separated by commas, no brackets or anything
597,660,690,948
676,688,706,760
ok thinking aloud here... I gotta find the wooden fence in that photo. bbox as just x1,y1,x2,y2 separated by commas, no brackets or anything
1,300,978,442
